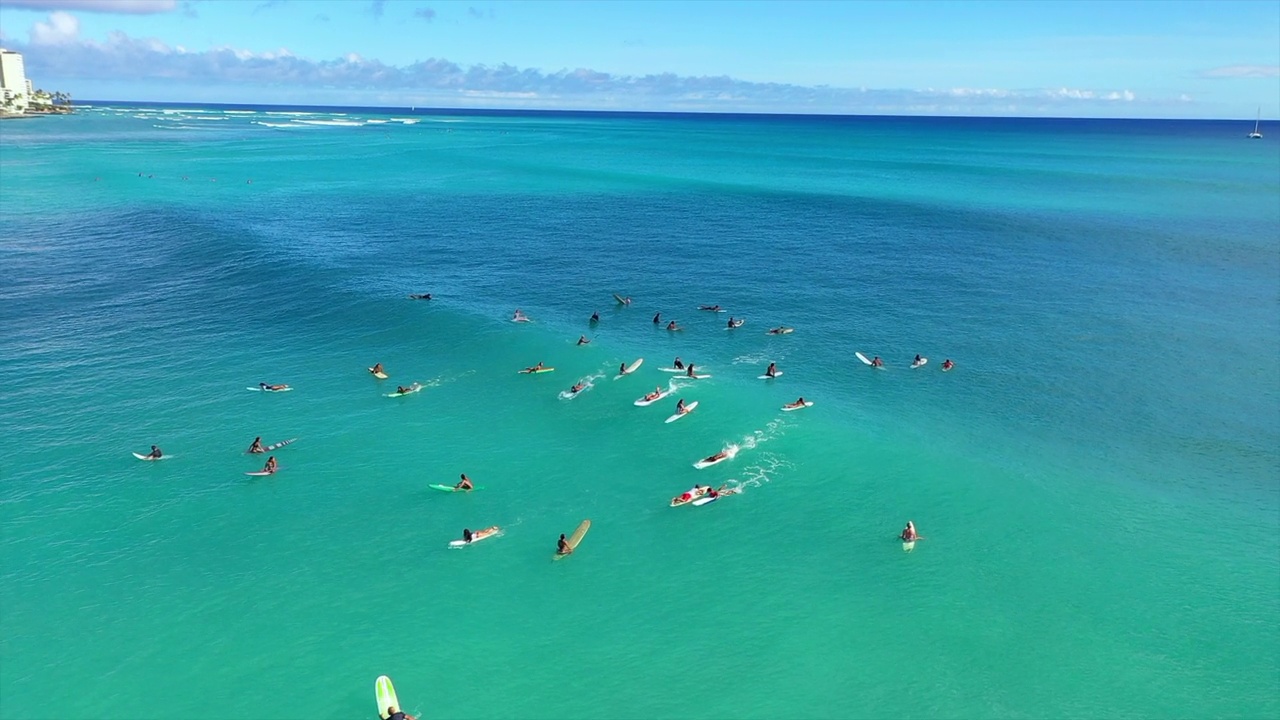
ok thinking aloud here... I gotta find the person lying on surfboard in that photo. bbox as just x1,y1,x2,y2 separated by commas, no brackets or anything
394,385,418,395
871,356,884,368
942,359,954,370
557,533,573,556
521,362,545,373
767,326,792,335
765,362,778,378
408,293,432,300
370,363,385,375
258,382,289,391
454,473,473,491
643,387,663,401
672,485,709,504
570,382,585,394
247,437,265,454
673,357,685,369
715,484,740,496
702,450,730,464
385,704,415,720
263,456,278,475
461,526,498,544
783,397,808,410
699,304,721,312
146,445,163,459
577,335,591,345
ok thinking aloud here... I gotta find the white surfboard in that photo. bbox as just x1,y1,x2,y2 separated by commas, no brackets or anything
448,528,501,548
911,358,928,369
244,470,275,476
781,401,814,411
693,447,737,469
512,317,532,323
660,365,706,373
665,400,699,423
766,328,794,335
855,352,873,366
246,386,293,392
903,540,915,552
615,358,644,378
758,371,783,379
375,675,399,720
369,368,389,379
634,389,672,406
132,452,167,461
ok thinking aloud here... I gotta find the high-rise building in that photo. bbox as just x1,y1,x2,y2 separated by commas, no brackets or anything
0,48,31,111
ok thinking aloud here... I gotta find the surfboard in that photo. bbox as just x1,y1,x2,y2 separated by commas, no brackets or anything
619,358,644,375
246,386,293,392
519,367,555,374
698,307,726,313
385,383,423,397
903,540,916,552
781,401,814,412
659,366,698,373
758,371,783,379
911,358,929,369
670,486,710,507
634,389,672,406
449,527,500,547
942,364,954,372
244,470,275,476
613,294,629,305
855,352,873,366
676,374,711,380
691,495,718,506
553,518,591,559
693,447,737,469
428,483,483,492
369,368,389,379
375,675,399,720
512,317,532,323
132,452,165,461
766,328,794,335
665,400,699,423
265,438,296,451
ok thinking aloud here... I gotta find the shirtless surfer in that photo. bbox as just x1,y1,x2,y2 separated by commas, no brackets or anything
643,386,663,402
369,363,385,376
520,362,545,374
569,382,585,394
455,473,473,491
262,456,278,475
900,521,923,542
556,533,573,556
871,356,884,368
783,397,808,409
942,359,955,371
765,362,778,378
247,437,265,454
666,320,680,331
577,335,591,345
258,382,289,391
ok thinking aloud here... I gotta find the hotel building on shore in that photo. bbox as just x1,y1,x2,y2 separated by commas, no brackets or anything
1,48,32,112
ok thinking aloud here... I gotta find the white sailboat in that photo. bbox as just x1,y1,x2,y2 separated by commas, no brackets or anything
1249,107,1262,139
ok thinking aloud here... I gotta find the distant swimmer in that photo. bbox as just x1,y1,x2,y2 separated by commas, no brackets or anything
521,361,545,373
145,445,163,460
673,357,685,370
556,533,573,556
570,382,585,394
258,382,289,391
643,386,663,401
765,362,778,378
577,335,591,346
455,473,474,491
666,321,681,331
871,356,884,368
698,304,721,312
942,359,955,371
653,312,662,325
370,363,385,376
247,437,265,454
408,293,432,300
900,521,923,542
766,326,793,335
783,397,808,410
590,311,600,323
262,456,278,475
384,704,416,720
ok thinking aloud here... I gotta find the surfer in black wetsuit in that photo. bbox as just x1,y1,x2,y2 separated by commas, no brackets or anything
146,445,163,459
673,357,684,369
385,705,415,720
590,311,599,323
408,293,431,300
577,335,591,345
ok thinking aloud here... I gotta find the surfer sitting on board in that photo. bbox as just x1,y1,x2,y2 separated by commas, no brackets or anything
765,362,778,378
942,359,954,370
590,311,600,323
146,445,163,459
557,533,573,556
385,704,415,720
653,312,661,324
675,398,688,415
900,521,922,542
370,363,385,376
521,362,545,374
247,437,265,454
455,474,473,491
643,387,663,402
871,356,884,368
512,309,526,321
914,354,923,365
263,456,278,475
619,362,628,375
577,335,591,345
727,317,742,328
673,357,684,370
666,320,680,331
783,397,808,410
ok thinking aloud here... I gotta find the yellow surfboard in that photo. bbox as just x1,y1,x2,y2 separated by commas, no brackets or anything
375,675,399,720
553,519,590,560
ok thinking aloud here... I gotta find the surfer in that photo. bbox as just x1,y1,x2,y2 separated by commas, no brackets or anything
577,335,591,345
702,450,730,464
666,320,680,331
653,312,661,324
259,382,289,391
263,456,278,475
727,317,742,328
767,326,791,335
408,293,432,300
942,359,954,371
685,363,698,378
914,354,923,364
783,397,808,409
715,484,739,496
675,398,688,415
512,309,527,321
370,363,385,376
556,533,573,556
617,296,631,305
590,311,600,323
455,473,473,491
699,304,721,312
384,704,415,720
643,386,663,402
900,521,922,542
673,357,685,370
395,385,411,395
521,362,545,373
462,528,474,543
247,437,265,454
871,356,884,368
145,445,163,460
619,362,628,375
765,362,778,378
570,382,585,394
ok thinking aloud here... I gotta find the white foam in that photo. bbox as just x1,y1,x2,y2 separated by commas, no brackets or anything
294,119,363,127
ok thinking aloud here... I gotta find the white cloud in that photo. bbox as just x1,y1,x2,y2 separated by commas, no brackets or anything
30,11,79,46
5,0,176,14
1199,65,1280,79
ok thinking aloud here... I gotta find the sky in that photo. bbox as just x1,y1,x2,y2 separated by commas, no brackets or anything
0,0,1276,118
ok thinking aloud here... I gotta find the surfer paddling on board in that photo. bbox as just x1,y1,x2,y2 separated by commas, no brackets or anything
643,386,663,402
145,445,163,460
556,533,574,556
767,326,792,335
408,293,432,300
521,362,545,374
384,704,416,720
765,362,778,378
570,382,585,394
942,359,955,371
577,335,591,346
262,456,278,475
871,356,884,368
258,382,289,391
247,437,265,454
699,304,721,312
900,521,922,542
370,363,385,376
673,357,685,370
701,450,730,464
454,473,474,491
783,397,808,410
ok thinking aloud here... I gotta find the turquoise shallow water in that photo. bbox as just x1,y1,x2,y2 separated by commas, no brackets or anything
1,106,1278,719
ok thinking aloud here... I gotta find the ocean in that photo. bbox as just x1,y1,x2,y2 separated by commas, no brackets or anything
1,105,1277,719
